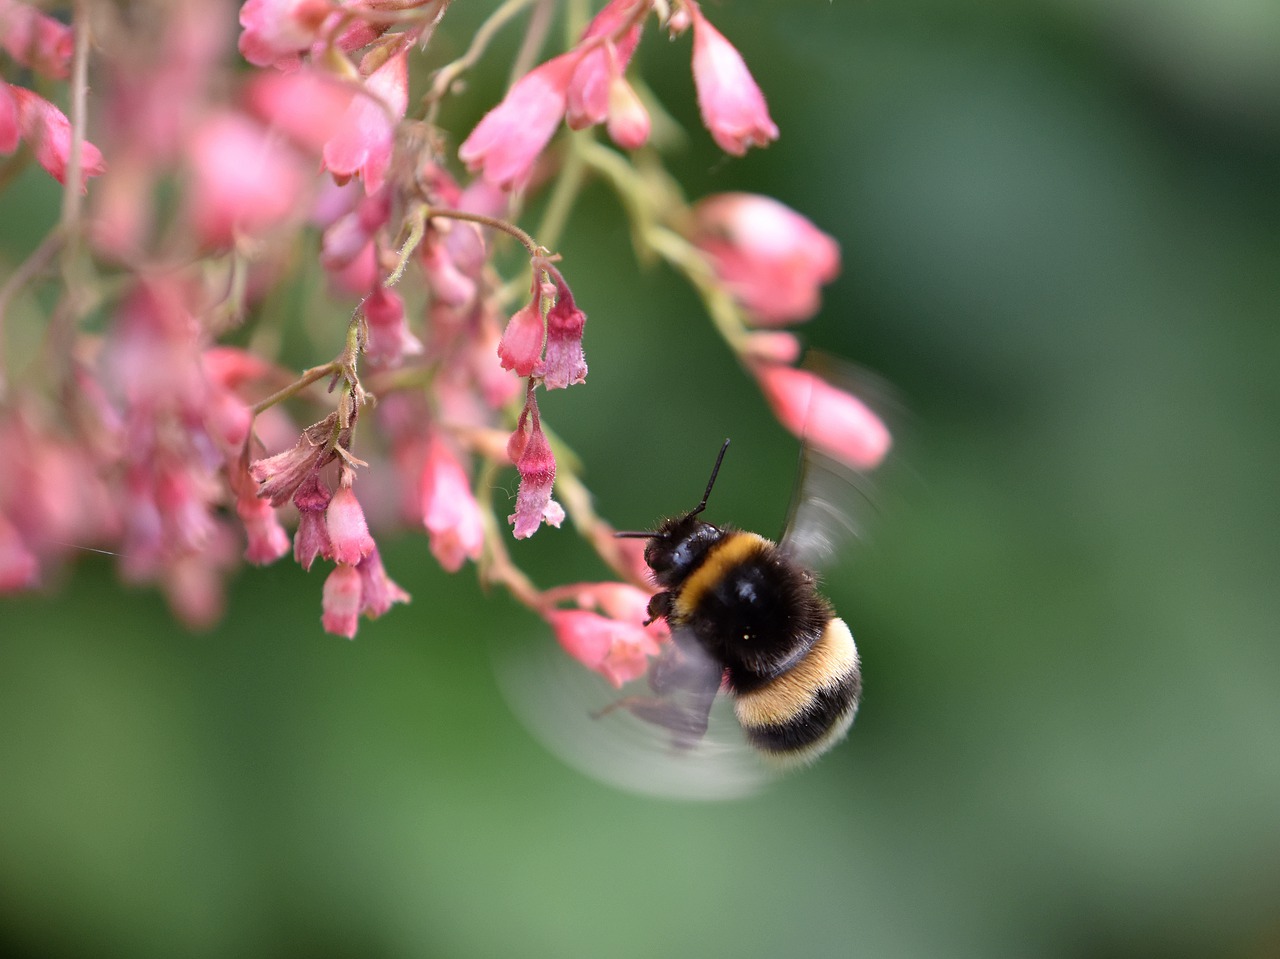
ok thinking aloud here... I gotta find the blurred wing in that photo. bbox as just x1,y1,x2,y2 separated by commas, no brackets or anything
494,631,772,801
778,353,901,570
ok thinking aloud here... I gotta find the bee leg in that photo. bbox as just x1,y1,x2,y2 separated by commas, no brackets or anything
644,591,673,627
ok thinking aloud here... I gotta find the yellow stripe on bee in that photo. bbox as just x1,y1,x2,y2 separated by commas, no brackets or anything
733,618,859,730
671,532,772,623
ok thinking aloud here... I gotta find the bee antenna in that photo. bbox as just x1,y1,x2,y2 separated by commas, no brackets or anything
613,530,652,539
691,438,730,517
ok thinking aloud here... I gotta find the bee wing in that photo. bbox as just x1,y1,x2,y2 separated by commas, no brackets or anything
777,353,900,571
494,631,772,801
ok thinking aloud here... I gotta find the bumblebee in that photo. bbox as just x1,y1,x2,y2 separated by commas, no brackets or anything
616,439,862,765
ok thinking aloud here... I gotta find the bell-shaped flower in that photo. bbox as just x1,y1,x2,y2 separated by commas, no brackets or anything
688,3,778,155
508,394,558,539
541,266,587,389
692,193,839,325
321,563,362,638
323,46,409,195
292,473,332,570
325,477,376,566
356,547,410,618
420,436,485,573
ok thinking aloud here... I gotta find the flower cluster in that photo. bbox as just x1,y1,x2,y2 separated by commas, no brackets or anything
0,0,890,684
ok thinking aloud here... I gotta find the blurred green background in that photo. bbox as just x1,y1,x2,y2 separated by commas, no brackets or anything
3,0,1279,956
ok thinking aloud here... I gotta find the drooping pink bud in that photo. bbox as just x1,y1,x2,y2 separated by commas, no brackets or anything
237,0,331,69
323,46,409,195
692,192,839,325
497,300,545,377
420,436,485,573
0,0,74,78
321,563,362,638
325,478,376,566
187,111,307,249
458,52,578,189
356,547,410,618
237,490,291,565
688,3,778,156
362,287,423,369
508,394,558,539
752,363,891,471
292,472,332,570
6,84,106,190
542,266,587,390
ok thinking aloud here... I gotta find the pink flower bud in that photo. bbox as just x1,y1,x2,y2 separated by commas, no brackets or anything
420,437,485,573
237,490,291,565
362,287,423,369
321,563,362,639
541,267,587,390
692,193,839,325
292,473,332,570
753,364,891,471
688,4,778,156
458,52,577,189
606,74,650,150
356,547,410,619
325,481,376,566
497,301,545,377
237,0,331,69
323,46,409,196
6,84,106,190
0,0,74,78
508,396,557,539
188,111,307,249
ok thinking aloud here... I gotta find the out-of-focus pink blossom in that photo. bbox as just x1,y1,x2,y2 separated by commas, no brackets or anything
545,605,662,687
752,363,891,471
741,331,802,366
497,300,545,377
0,83,18,153
692,192,839,325
420,436,484,573
236,489,291,564
323,46,409,195
605,75,650,150
458,53,578,189
244,69,356,155
566,0,648,149
356,547,410,618
362,287,423,368
420,239,477,307
0,514,39,591
688,3,778,156
5,84,106,190
322,563,362,638
237,0,331,69
508,393,557,539
325,479,376,565
317,183,390,295
187,110,308,249
542,266,587,390
0,0,73,78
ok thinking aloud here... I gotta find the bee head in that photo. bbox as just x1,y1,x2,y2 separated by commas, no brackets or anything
616,439,731,588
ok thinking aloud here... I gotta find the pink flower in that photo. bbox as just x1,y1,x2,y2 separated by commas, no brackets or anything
0,83,17,154
458,52,578,189
420,437,484,573
250,417,336,506
688,3,778,156
605,75,650,150
692,193,840,325
508,393,557,539
545,606,661,688
187,110,307,249
323,46,409,195
244,69,356,155
362,287,423,368
292,473,332,570
565,1,647,148
237,0,331,69
497,300,545,377
752,363,891,471
355,547,410,618
542,266,587,389
4,84,106,190
325,478,376,565
322,563,362,638
0,0,74,78
236,489,291,564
